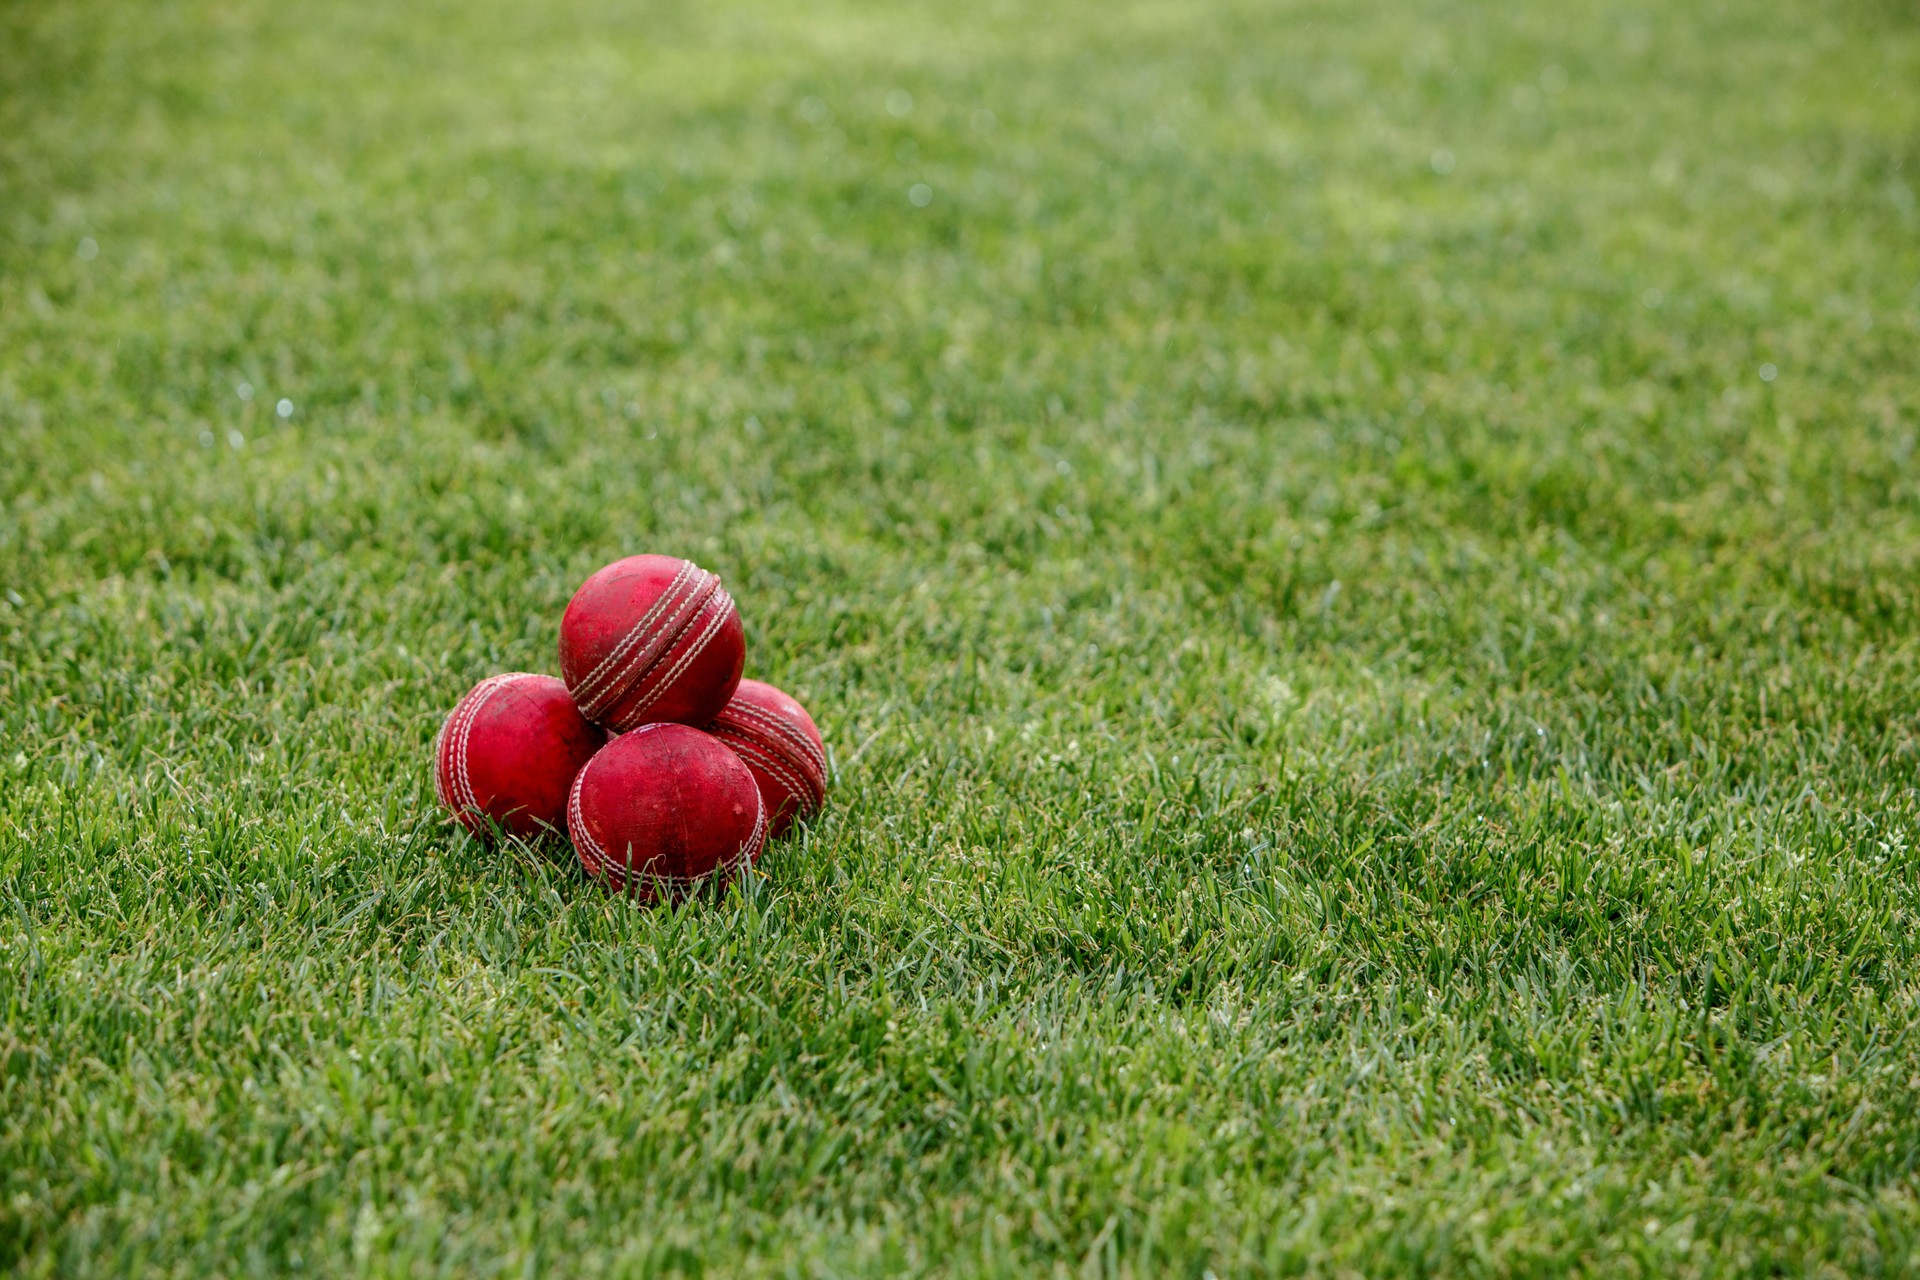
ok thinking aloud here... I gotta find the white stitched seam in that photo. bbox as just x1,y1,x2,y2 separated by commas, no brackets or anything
616,589,731,728
586,572,719,723
440,686,480,818
568,758,609,879
448,682,485,816
450,685,483,817
569,560,696,705
614,579,725,721
719,736,820,812
444,673,523,833
714,713,826,803
574,567,706,718
718,736,801,791
721,701,826,776
452,674,504,815
593,573,716,720
456,673,521,817
720,701,827,780
571,724,666,888
573,566,700,716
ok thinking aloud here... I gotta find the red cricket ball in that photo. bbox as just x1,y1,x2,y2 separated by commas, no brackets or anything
706,678,828,839
434,672,605,841
567,723,767,898
558,554,746,733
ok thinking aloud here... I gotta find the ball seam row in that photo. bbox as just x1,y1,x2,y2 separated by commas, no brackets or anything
568,559,698,709
576,574,704,719
567,749,612,880
617,588,732,730
441,672,524,836
583,570,720,724
715,731,825,814
716,700,828,781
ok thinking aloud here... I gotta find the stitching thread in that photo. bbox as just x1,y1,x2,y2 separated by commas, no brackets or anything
452,674,514,817
570,724,666,888
568,760,609,879
574,567,707,718
584,571,719,723
593,574,716,721
614,588,732,729
716,734,820,812
718,701,827,782
451,675,503,817
442,673,519,830
569,560,698,708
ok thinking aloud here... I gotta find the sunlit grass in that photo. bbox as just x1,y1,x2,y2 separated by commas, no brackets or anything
4,0,1920,1273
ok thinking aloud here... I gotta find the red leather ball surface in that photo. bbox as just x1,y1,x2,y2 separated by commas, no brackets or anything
434,673,605,841
567,723,766,898
558,554,746,732
706,679,827,840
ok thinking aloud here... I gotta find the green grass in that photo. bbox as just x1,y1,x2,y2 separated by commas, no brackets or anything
4,0,1920,1272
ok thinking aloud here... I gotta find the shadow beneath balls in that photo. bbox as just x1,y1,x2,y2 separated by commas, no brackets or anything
584,861,777,908
583,816,832,908
449,810,830,908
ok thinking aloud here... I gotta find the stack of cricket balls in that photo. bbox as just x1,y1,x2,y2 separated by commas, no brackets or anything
432,554,827,900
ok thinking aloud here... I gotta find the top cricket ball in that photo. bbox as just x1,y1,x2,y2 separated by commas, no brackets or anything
558,554,746,732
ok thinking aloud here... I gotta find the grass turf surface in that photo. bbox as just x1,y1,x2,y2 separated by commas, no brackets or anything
4,0,1920,1273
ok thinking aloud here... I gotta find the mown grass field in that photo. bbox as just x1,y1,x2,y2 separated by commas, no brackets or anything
4,0,1920,1274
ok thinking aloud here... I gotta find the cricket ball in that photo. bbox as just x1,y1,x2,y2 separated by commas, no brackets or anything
434,672,605,841
567,722,767,897
559,554,746,732
706,679,828,839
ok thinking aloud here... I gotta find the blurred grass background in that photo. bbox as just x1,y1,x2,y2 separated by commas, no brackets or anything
4,0,1920,1274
